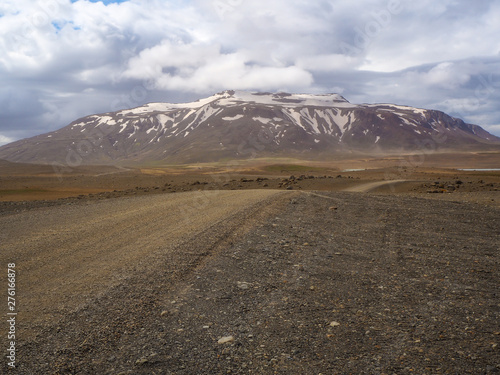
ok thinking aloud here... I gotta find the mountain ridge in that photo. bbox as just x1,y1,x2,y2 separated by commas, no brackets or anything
1,90,499,165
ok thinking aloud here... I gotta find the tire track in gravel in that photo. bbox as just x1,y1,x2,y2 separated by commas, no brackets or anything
0,190,288,341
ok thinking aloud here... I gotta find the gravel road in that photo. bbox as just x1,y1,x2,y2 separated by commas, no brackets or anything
1,190,499,374
0,191,286,349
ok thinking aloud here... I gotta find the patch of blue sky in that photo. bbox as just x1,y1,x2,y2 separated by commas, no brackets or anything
52,21,63,31
0,10,21,17
52,20,81,32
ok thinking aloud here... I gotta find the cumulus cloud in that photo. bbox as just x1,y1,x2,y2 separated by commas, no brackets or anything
123,41,314,92
420,62,471,89
0,0,500,144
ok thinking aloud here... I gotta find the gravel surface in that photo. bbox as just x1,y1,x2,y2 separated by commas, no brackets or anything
1,190,499,374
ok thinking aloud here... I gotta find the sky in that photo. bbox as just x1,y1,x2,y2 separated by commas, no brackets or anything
1,0,500,146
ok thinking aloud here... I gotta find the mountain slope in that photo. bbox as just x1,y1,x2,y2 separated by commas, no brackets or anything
1,90,499,165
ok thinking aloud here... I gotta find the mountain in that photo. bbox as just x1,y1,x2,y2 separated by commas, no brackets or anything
1,90,499,165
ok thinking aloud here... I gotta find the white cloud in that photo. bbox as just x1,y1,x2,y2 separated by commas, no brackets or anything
123,41,313,92
403,62,471,90
0,134,15,146
424,63,471,89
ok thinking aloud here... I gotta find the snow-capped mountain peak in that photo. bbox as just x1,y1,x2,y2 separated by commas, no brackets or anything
0,91,498,165
117,90,352,116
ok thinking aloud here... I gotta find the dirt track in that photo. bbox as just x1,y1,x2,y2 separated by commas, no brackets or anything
1,189,499,374
0,190,285,341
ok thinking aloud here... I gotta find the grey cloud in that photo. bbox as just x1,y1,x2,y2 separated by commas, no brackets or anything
0,88,45,121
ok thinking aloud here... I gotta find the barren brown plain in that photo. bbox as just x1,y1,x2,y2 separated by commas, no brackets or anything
0,151,499,374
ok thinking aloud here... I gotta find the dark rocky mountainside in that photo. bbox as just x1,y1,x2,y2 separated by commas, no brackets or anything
1,90,499,164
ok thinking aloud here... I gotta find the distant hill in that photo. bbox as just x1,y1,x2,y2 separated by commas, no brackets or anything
1,90,499,165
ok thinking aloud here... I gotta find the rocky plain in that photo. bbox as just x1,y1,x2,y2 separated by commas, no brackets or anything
0,154,499,374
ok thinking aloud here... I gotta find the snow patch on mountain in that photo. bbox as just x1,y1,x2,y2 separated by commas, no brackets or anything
331,110,352,135
253,117,273,124
223,115,245,121
283,109,307,131
118,123,128,133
